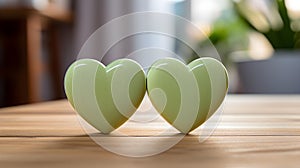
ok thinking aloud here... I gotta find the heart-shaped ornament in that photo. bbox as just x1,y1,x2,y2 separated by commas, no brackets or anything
147,57,228,134
64,59,146,133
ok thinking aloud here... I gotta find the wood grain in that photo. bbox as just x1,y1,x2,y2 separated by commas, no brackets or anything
0,95,300,168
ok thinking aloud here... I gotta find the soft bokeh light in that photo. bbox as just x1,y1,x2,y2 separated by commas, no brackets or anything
236,0,283,32
285,0,300,31
248,31,274,60
32,0,48,9
285,0,300,13
191,0,230,32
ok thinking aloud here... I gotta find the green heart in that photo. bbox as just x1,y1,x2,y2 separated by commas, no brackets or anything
147,57,228,134
64,59,146,133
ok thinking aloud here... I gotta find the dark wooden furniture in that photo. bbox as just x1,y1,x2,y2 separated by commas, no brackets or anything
0,5,71,107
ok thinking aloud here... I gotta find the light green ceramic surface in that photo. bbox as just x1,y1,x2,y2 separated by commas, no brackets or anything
64,59,146,133
147,57,228,133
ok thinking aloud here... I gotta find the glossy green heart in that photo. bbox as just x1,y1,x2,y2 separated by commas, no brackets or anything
64,59,146,133
147,57,228,134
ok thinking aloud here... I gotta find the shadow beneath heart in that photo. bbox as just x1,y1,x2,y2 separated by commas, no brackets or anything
41,133,233,167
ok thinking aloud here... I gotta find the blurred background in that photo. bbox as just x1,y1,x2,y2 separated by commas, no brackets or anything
0,0,299,107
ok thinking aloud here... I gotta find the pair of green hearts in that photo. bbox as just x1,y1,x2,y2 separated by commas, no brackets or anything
64,57,228,134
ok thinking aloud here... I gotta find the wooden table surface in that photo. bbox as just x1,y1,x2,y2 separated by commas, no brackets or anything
0,95,300,168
